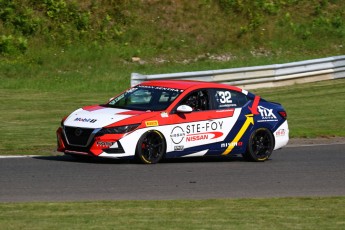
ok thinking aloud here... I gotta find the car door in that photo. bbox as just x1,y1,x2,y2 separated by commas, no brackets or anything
166,88,246,157
210,88,251,155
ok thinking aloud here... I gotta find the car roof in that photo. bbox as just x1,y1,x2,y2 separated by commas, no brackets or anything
139,80,242,91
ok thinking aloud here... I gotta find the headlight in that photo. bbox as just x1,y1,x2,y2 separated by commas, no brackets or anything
98,124,140,135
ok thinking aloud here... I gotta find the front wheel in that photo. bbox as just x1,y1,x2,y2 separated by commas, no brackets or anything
136,130,166,164
243,128,274,162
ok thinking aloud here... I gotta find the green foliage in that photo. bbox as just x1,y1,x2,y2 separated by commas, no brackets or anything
218,0,285,37
1,0,344,57
217,0,345,43
0,0,135,54
0,35,27,54
0,0,41,36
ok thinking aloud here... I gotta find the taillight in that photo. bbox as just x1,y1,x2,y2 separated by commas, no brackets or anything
278,111,287,119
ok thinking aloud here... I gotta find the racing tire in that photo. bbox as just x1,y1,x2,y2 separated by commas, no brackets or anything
243,128,274,162
136,130,166,164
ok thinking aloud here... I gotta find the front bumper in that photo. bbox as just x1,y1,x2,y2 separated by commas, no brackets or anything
56,127,126,157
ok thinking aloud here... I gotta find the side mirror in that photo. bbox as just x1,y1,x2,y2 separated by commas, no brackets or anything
176,105,193,113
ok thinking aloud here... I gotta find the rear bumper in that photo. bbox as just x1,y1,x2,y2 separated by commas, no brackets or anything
273,120,289,150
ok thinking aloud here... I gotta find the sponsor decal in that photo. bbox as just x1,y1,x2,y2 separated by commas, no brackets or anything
170,126,185,144
74,117,97,123
219,104,237,108
110,94,124,104
186,121,223,134
216,108,235,114
145,120,159,127
186,132,223,142
108,87,138,105
161,112,169,118
257,106,278,122
174,145,184,151
138,85,183,93
96,141,117,148
186,133,209,142
221,142,243,148
275,129,286,136
170,121,225,144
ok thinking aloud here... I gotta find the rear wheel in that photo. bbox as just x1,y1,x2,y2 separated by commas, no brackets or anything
243,128,274,162
136,130,166,164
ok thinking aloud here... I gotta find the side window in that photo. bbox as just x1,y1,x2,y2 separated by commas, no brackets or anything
214,89,248,109
180,90,209,111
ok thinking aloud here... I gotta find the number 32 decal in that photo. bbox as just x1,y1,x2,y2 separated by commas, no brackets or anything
218,91,232,103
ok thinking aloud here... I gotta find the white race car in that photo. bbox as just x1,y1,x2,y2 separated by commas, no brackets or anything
57,80,289,163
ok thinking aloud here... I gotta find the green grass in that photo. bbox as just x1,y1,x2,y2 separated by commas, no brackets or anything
0,197,344,229
1,2,344,229
0,89,111,155
253,79,345,138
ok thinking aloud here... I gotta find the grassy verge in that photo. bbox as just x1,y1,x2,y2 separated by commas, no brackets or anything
0,197,344,229
1,78,344,155
1,1,345,59
253,78,345,138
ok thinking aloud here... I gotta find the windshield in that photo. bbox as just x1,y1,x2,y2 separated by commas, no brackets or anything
107,85,183,111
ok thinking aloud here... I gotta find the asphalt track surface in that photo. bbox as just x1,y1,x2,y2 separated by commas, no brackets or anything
1,143,344,202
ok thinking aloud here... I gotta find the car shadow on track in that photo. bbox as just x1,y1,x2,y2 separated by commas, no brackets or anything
33,154,246,164
32,155,131,164
161,155,245,164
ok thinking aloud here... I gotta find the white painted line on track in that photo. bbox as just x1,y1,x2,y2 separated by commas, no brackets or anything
287,142,345,148
0,155,41,159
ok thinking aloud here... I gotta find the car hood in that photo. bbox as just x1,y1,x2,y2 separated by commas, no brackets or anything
63,105,149,128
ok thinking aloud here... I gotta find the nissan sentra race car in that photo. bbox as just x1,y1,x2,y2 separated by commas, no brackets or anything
56,80,289,163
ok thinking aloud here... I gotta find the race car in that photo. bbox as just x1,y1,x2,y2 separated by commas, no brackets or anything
56,80,289,163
